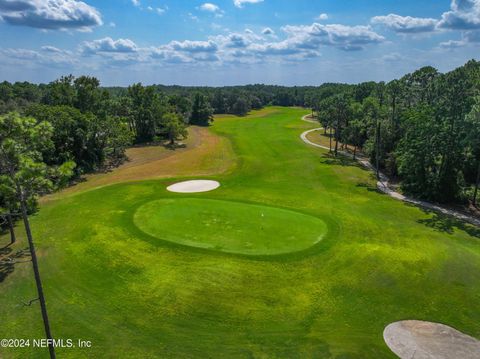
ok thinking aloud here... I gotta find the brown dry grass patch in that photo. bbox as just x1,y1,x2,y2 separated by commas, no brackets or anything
43,125,235,201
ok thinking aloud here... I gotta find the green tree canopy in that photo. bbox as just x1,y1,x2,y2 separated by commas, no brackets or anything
0,113,75,212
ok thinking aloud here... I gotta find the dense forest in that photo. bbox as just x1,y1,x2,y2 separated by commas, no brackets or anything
0,59,479,218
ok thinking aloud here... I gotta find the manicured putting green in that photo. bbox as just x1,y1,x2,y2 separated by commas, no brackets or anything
134,198,328,255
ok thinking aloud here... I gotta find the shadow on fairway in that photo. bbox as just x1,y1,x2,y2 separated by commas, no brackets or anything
0,247,30,283
418,209,480,239
356,182,385,194
321,153,368,171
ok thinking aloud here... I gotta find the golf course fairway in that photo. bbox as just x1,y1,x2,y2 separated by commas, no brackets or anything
1,107,480,358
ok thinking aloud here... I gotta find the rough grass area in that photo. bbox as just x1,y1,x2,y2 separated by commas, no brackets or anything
1,107,480,358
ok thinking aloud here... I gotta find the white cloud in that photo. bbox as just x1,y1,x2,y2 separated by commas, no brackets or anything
81,37,138,54
147,5,167,15
152,40,220,64
439,39,466,48
77,19,384,70
200,3,220,12
188,12,198,21
211,22,383,65
169,40,218,53
156,7,167,15
381,52,403,62
316,13,328,21
464,29,480,41
281,23,385,51
0,47,76,67
439,29,480,47
212,32,256,49
0,0,102,31
41,45,64,53
233,0,263,8
4,48,41,60
438,0,480,30
131,0,140,6
226,33,248,47
198,3,223,17
371,14,438,33
10,17,386,71
262,27,275,35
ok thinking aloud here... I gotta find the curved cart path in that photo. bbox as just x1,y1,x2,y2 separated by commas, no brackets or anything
300,115,480,227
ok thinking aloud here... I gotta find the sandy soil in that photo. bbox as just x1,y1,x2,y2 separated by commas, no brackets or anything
384,320,480,359
166,180,220,193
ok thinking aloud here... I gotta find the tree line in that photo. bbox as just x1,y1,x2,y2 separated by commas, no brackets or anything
307,60,480,205
0,75,200,225
1,60,479,210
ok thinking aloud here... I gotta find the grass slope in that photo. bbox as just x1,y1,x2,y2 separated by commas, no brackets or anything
1,107,480,358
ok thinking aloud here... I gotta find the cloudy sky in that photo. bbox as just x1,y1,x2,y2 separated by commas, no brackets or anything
0,0,479,86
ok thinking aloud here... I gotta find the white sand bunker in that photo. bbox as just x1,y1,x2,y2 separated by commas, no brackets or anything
167,180,220,193
384,320,480,359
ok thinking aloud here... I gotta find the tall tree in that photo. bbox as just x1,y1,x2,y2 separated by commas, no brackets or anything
344,119,366,160
74,76,101,114
42,75,76,107
329,95,350,157
26,105,89,172
190,93,213,126
161,112,188,145
434,65,473,202
232,97,250,116
0,113,75,359
396,107,440,199
128,84,165,142
466,93,480,206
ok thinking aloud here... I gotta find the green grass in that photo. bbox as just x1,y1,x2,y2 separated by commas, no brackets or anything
1,106,480,358
134,198,328,256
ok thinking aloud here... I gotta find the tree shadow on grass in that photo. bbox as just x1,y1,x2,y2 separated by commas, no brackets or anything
321,153,368,171
356,182,384,194
417,209,480,239
0,247,30,283
162,142,187,151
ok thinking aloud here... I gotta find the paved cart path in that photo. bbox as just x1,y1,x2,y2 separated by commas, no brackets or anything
300,115,480,227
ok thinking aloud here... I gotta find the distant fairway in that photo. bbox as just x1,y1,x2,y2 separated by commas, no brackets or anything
134,198,328,256
1,107,480,358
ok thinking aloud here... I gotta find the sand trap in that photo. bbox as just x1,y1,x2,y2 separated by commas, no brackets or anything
167,180,220,193
384,320,480,359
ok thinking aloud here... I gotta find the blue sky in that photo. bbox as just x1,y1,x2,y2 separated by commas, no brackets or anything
0,0,479,86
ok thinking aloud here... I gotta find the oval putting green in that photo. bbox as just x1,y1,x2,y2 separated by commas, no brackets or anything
133,198,328,255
